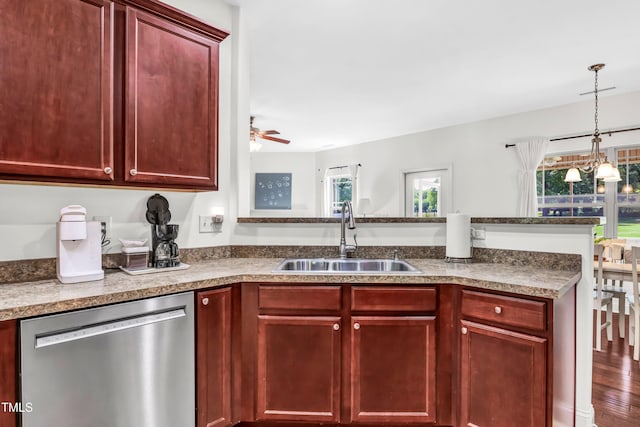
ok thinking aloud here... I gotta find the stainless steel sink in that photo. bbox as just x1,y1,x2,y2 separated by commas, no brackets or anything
273,258,421,273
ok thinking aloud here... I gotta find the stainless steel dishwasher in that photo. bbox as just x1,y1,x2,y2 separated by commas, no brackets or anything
20,292,195,427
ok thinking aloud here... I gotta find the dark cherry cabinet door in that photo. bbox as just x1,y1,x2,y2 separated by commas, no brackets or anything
256,315,342,423
0,0,114,181
460,320,547,427
0,320,17,427
350,316,437,424
197,288,232,427
124,7,220,189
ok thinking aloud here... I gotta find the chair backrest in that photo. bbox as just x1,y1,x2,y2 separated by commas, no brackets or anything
602,239,627,262
631,246,640,313
595,243,605,299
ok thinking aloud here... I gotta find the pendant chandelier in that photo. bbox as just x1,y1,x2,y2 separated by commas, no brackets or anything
564,64,620,183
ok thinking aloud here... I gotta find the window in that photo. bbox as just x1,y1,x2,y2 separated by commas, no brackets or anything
537,146,640,239
324,164,360,217
537,152,604,236
326,174,353,217
615,148,640,238
404,169,450,217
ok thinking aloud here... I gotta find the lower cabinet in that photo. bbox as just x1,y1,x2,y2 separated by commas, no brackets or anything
256,315,342,422
197,288,232,427
459,321,547,427
350,316,437,423
3,280,570,427
0,320,17,427
459,289,551,427
251,284,440,425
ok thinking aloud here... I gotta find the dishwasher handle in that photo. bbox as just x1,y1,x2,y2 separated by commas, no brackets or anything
34,307,186,349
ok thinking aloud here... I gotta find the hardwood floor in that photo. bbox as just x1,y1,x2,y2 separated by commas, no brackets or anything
593,312,640,427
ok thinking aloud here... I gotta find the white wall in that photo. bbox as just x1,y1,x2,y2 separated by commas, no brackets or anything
0,0,240,261
249,152,316,216
308,90,640,217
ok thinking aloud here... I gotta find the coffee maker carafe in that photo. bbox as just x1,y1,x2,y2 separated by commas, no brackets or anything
151,224,180,268
145,194,180,268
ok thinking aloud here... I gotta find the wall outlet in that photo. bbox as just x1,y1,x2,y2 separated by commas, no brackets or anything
93,215,112,240
471,227,486,240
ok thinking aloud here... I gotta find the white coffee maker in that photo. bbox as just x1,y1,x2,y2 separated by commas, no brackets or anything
56,205,104,283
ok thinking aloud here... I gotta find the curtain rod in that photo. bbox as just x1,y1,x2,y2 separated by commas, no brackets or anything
504,126,640,148
328,163,362,170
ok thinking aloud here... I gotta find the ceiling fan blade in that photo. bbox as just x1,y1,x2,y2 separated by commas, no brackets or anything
260,134,290,144
259,130,280,135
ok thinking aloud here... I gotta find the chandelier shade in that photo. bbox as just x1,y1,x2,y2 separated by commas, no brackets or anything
602,167,621,182
564,167,582,182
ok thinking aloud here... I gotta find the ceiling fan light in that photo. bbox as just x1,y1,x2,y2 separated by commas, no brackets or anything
564,167,582,182
249,140,263,152
603,167,622,182
595,162,614,179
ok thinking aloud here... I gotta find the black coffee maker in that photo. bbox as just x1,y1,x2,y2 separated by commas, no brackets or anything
146,194,181,268
151,224,180,268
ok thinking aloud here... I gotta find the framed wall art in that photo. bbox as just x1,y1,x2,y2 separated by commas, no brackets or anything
255,173,292,209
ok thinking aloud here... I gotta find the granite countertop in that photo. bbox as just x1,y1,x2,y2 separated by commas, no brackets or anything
0,258,581,321
237,216,601,225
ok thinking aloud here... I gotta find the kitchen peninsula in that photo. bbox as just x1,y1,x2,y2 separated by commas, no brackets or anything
0,214,593,427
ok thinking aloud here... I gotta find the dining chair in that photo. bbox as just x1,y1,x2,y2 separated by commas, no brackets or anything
595,241,628,338
594,244,615,351
627,246,640,361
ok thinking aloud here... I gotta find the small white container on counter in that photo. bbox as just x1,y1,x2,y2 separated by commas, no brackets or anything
121,246,150,271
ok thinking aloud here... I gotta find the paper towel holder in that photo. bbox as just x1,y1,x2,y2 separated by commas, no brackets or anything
444,247,473,263
445,212,473,263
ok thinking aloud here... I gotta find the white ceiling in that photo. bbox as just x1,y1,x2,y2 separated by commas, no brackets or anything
239,0,640,152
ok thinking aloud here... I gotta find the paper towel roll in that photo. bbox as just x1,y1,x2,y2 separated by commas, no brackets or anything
446,213,471,258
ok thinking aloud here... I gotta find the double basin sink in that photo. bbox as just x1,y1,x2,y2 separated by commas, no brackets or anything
273,258,420,273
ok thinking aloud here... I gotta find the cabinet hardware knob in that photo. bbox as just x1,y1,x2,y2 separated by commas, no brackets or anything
130,169,138,176
104,167,112,174
461,327,468,335
353,322,360,330
494,306,502,314
333,323,340,331
202,297,209,306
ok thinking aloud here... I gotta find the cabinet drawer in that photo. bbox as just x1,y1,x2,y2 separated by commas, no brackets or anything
259,286,342,311
461,290,546,332
351,287,436,312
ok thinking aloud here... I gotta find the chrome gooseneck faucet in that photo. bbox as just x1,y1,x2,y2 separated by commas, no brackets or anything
339,200,357,258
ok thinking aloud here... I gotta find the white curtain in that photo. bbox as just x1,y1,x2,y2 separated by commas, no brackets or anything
515,137,549,216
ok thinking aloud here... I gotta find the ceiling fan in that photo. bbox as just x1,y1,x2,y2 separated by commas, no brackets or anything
250,116,290,147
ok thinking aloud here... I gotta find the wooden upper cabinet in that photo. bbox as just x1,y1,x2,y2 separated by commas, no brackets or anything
0,0,114,181
124,7,221,189
0,0,228,190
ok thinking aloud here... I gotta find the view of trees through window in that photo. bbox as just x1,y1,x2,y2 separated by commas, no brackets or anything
414,187,439,217
410,176,440,217
404,170,448,218
537,147,640,238
329,176,352,216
